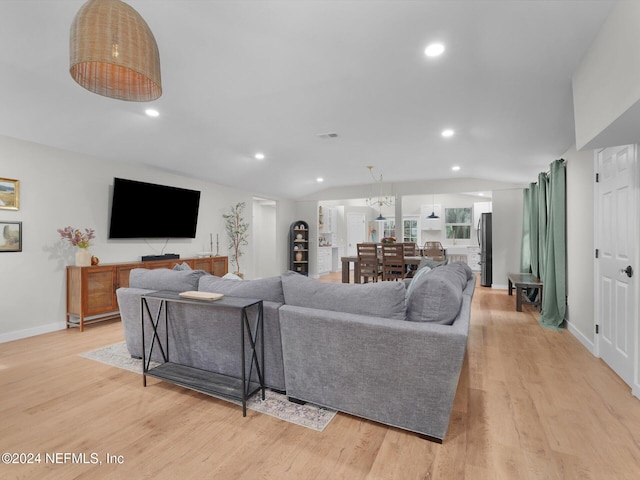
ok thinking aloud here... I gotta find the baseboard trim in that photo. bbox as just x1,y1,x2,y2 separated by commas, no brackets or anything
566,320,596,355
0,322,66,344
492,283,508,290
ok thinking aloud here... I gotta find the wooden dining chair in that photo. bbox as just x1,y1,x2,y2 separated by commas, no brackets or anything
357,243,380,283
423,241,446,261
402,242,418,277
381,243,405,281
402,242,417,256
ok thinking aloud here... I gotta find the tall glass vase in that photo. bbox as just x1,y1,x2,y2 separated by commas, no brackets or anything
75,248,92,267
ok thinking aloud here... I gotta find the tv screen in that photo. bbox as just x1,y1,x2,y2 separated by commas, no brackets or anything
109,178,201,239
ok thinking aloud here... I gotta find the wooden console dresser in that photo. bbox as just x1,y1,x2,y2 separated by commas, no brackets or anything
66,256,228,331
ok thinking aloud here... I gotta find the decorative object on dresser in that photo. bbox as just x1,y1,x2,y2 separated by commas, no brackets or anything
223,202,249,278
66,256,228,331
0,177,20,210
57,226,95,266
289,221,309,275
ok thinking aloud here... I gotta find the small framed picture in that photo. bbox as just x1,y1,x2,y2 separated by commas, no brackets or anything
0,221,22,252
0,177,20,210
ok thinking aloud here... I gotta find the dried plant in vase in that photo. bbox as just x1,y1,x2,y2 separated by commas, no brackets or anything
57,226,95,266
223,202,249,277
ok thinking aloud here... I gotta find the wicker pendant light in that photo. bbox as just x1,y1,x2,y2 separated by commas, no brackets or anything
70,0,162,102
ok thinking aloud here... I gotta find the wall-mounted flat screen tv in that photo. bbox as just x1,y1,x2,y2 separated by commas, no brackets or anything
109,178,201,239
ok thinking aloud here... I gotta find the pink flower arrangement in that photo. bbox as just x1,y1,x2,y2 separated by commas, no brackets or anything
58,226,95,248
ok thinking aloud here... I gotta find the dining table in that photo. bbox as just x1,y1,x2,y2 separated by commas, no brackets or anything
340,255,423,283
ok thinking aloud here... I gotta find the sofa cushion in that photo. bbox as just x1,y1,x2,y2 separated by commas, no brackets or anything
198,275,285,304
406,267,463,324
405,265,431,300
441,262,470,290
129,268,205,292
281,271,406,320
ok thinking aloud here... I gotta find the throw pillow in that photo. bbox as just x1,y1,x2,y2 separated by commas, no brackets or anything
441,262,469,290
198,275,285,304
405,265,431,300
281,271,406,320
405,267,463,325
129,268,206,292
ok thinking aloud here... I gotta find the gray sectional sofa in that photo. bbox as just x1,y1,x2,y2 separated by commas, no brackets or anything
116,261,475,442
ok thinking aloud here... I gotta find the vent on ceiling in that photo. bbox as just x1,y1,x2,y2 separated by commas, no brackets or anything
317,132,339,139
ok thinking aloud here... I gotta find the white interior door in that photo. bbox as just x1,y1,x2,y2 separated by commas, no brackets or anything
595,145,638,388
346,213,366,257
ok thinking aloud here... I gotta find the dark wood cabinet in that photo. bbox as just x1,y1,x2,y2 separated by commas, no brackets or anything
66,256,228,331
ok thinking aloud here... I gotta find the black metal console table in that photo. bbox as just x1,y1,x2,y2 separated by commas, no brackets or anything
140,291,265,416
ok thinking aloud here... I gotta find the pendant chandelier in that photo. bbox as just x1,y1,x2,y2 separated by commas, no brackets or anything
69,0,162,102
365,166,394,221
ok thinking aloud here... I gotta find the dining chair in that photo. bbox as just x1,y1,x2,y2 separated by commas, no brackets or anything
381,243,405,281
423,241,446,261
357,243,381,283
402,242,417,256
402,242,418,277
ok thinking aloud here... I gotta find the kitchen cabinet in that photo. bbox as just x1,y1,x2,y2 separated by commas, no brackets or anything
318,248,332,274
467,246,481,272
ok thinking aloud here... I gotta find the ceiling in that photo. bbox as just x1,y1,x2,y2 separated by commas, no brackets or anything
0,1,615,199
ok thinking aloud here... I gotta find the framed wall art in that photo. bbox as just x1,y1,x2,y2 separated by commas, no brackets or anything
0,177,20,210
0,221,22,252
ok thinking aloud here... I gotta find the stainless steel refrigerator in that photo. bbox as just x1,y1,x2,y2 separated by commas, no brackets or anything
478,212,492,287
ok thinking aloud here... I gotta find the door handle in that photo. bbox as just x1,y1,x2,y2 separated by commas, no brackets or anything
621,265,633,278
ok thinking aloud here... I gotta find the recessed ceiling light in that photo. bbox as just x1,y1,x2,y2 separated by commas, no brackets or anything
441,129,455,138
145,108,159,117
452,165,461,171
254,152,265,160
424,43,445,57
316,177,324,183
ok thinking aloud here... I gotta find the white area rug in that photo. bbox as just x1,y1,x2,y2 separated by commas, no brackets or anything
80,342,336,431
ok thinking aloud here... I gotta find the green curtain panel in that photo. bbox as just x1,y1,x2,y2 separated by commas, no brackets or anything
520,159,566,329
529,182,540,278
539,159,566,329
520,188,531,273
537,173,548,282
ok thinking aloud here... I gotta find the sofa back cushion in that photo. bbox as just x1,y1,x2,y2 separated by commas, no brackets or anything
198,275,285,304
129,268,205,292
281,271,406,320
406,265,464,325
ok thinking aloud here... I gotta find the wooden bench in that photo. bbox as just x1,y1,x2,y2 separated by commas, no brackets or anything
507,273,543,312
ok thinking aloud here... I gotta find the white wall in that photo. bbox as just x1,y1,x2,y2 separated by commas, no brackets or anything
252,199,278,279
0,135,281,341
565,145,596,350
491,189,523,289
573,1,640,150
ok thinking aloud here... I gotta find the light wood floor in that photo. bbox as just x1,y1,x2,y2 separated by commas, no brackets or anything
2,273,640,479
